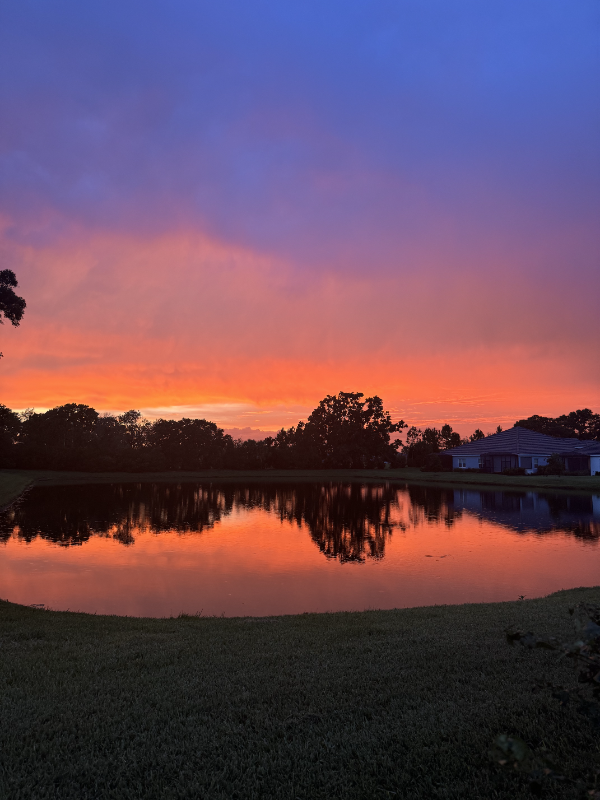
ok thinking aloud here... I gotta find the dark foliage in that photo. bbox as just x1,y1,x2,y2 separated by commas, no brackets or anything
404,423,464,467
0,270,26,327
0,269,26,359
0,392,406,472
536,453,564,476
515,409,600,441
421,453,444,472
3,396,597,472
286,392,407,469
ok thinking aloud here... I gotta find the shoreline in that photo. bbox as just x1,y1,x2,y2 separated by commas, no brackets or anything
3,584,599,622
1,466,599,508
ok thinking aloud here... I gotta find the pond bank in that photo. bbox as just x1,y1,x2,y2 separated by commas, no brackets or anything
1,466,599,508
1,587,598,798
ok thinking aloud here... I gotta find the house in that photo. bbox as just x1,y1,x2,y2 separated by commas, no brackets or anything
441,427,600,475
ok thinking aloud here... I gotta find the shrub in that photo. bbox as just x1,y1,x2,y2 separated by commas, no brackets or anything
536,453,564,476
421,453,444,472
502,467,526,476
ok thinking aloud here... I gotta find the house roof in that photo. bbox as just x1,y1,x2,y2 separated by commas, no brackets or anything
441,427,600,456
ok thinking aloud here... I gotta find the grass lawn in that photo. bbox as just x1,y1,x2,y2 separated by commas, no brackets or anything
1,588,599,799
1,467,599,510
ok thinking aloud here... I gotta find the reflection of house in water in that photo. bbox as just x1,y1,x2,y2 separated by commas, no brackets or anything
453,489,600,540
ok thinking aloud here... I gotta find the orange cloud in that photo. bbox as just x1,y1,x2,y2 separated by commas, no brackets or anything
0,224,598,434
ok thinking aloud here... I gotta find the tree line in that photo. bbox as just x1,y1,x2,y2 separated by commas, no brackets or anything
0,392,405,471
0,392,597,472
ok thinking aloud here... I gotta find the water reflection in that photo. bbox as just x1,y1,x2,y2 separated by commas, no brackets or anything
1,482,411,561
2,481,600,617
453,489,600,541
1,482,599,560
0,483,235,547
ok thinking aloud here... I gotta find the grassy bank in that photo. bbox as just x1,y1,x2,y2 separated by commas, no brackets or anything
397,467,600,493
1,588,599,799
1,466,599,509
0,470,33,509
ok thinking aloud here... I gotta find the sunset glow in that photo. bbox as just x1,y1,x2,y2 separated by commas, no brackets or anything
1,2,598,432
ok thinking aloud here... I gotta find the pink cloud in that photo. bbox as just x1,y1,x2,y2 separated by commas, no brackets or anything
0,220,598,433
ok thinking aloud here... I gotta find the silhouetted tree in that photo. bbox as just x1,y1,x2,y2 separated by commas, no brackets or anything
556,409,600,440
19,404,100,469
404,424,462,467
149,418,234,470
0,404,21,467
0,269,26,359
440,424,462,449
514,414,574,438
515,409,600,441
293,391,406,468
470,429,485,441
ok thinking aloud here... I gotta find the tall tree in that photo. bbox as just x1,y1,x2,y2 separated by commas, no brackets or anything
296,391,406,468
0,404,22,467
556,409,600,440
0,269,26,358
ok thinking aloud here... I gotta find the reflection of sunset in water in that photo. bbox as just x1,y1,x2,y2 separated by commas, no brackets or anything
0,482,598,617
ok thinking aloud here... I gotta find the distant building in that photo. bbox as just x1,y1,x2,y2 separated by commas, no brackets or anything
441,427,600,475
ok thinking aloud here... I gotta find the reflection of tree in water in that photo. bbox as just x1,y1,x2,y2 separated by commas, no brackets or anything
0,483,235,547
406,486,462,528
1,481,595,559
263,482,404,562
528,493,599,542
0,481,409,561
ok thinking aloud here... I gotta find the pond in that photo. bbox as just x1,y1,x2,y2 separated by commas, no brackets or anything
1,481,599,617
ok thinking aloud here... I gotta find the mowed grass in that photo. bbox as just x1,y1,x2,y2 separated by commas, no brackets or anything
1,588,599,799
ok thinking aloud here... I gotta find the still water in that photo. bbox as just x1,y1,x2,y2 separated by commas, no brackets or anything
1,482,599,617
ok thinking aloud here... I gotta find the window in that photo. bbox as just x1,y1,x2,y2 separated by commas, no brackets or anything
458,459,467,469
533,458,538,467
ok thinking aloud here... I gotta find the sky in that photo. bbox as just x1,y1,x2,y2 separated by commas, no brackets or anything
1,0,599,438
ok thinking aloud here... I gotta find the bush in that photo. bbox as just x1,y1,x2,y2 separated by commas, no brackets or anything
502,467,526,476
536,453,564,476
393,453,408,468
421,453,444,472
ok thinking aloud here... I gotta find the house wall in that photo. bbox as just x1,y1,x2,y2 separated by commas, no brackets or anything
451,451,599,475
452,455,480,470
